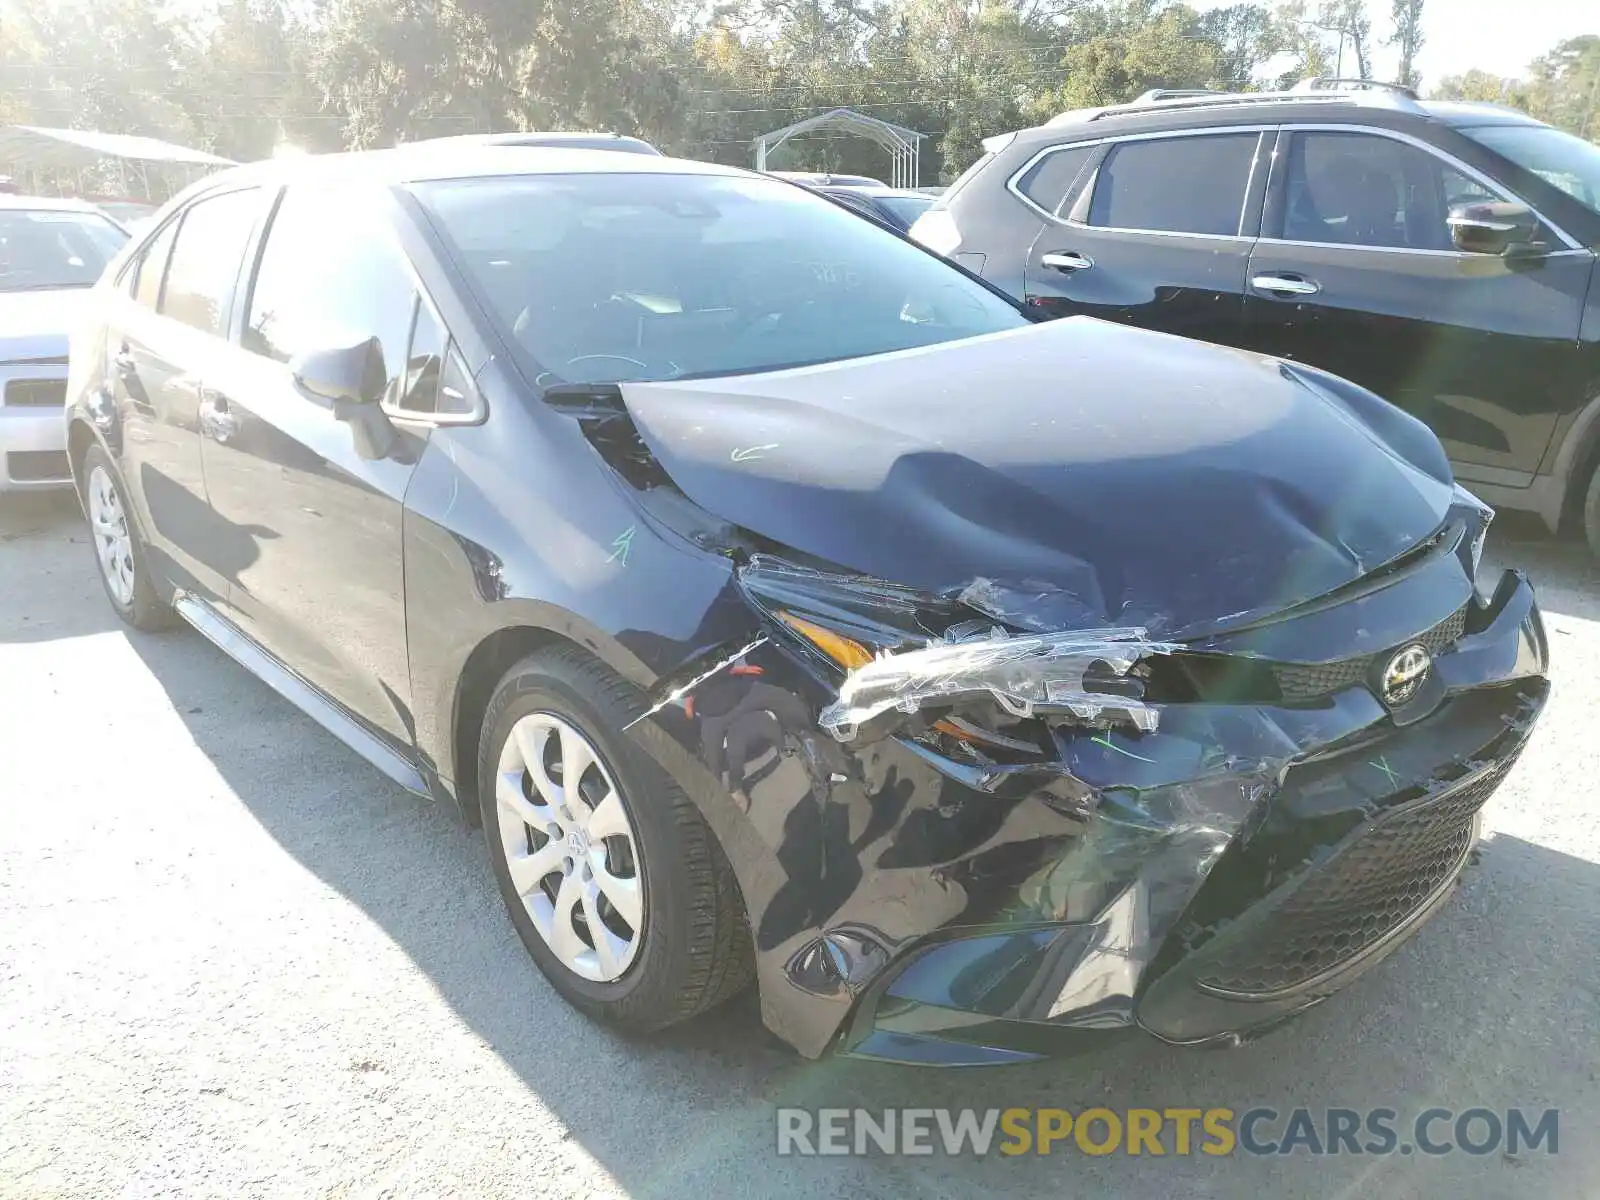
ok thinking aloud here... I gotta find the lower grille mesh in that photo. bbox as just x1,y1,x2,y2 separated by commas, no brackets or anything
1196,752,1514,997
4,379,67,408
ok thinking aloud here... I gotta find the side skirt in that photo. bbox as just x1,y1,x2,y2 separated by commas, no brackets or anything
172,592,431,797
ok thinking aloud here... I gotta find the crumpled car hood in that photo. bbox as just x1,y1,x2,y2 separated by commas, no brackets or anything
618,318,1456,634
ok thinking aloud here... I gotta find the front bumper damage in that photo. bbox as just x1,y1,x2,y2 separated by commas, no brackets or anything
628,534,1548,1065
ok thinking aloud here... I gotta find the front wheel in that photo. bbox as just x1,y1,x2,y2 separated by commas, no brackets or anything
80,444,174,631
477,646,753,1031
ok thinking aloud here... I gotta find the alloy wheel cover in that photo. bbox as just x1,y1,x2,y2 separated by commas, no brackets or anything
495,712,645,982
88,465,135,608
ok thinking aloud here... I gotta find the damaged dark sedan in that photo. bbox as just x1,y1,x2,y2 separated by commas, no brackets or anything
68,148,1549,1066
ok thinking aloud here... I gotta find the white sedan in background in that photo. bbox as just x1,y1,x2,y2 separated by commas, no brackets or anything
0,195,129,492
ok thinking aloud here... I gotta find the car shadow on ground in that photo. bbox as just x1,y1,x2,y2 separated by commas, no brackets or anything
17,487,1596,1197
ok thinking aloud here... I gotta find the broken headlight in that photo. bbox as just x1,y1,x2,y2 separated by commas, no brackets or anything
740,555,1178,744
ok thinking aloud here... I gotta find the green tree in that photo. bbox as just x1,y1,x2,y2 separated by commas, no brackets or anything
1314,0,1370,78
1197,3,1286,89
1036,0,1223,111
1388,0,1422,89
1430,68,1528,107
1526,35,1600,139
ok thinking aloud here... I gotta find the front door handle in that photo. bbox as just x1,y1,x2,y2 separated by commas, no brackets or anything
198,390,239,444
1040,250,1094,273
112,345,136,376
1251,272,1321,297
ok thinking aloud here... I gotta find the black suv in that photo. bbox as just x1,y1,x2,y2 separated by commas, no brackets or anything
912,80,1600,553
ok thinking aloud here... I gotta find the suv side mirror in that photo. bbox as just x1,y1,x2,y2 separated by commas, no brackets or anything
289,336,387,407
1447,201,1540,256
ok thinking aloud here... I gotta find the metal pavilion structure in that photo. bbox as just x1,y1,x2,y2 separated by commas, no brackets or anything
753,108,925,189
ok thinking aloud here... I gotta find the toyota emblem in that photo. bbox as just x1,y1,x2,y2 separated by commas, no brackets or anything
1380,643,1432,707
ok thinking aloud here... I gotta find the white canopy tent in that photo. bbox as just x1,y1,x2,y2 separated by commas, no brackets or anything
753,108,925,189
0,125,235,201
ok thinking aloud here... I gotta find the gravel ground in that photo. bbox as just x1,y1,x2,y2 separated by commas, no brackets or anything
2,491,1597,1199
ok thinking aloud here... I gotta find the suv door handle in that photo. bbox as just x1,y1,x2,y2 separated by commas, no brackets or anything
1251,272,1321,297
112,345,136,376
198,390,239,444
1041,251,1094,273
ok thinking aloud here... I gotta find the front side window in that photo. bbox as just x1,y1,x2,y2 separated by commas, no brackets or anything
0,208,127,292
1086,133,1259,236
244,186,417,396
1461,123,1600,215
161,189,261,336
411,171,1024,387
1279,132,1511,251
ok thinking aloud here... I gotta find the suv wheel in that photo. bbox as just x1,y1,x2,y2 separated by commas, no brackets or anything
477,646,753,1031
1584,461,1600,563
81,444,175,631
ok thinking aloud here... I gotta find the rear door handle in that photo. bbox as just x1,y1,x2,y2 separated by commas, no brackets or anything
1040,251,1094,273
112,345,136,375
198,389,239,444
1251,272,1321,297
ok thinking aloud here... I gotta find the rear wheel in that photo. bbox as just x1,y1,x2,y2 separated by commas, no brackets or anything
81,444,174,631
477,646,753,1031
1584,461,1600,563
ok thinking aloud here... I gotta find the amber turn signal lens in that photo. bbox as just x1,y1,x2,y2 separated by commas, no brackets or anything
775,611,874,670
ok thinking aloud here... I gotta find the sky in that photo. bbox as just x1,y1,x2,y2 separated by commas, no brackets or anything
1191,0,1597,87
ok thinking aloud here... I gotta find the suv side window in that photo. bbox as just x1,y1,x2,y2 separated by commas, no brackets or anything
244,186,416,400
1015,145,1094,215
160,189,260,336
1279,131,1512,252
1087,133,1259,236
131,218,179,311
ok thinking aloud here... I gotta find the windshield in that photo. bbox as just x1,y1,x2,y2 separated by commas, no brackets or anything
412,172,1024,385
0,209,128,291
1461,124,1600,216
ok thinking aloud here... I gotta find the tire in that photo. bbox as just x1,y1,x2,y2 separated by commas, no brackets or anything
1584,460,1600,564
80,444,175,631
477,645,753,1032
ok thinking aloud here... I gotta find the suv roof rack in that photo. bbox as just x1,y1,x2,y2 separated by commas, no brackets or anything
1132,88,1221,103
1069,78,1425,124
1291,76,1420,100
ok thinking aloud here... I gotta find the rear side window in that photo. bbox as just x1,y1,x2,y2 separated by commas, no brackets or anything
160,189,260,336
244,186,416,395
1087,133,1259,236
1014,145,1094,215
132,219,179,310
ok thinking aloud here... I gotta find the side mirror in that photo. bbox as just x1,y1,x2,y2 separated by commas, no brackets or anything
1447,201,1540,256
289,336,387,407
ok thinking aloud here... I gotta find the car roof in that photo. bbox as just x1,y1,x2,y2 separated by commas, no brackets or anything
822,185,930,200
0,194,111,214
410,131,661,153
190,146,754,196
773,171,888,187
